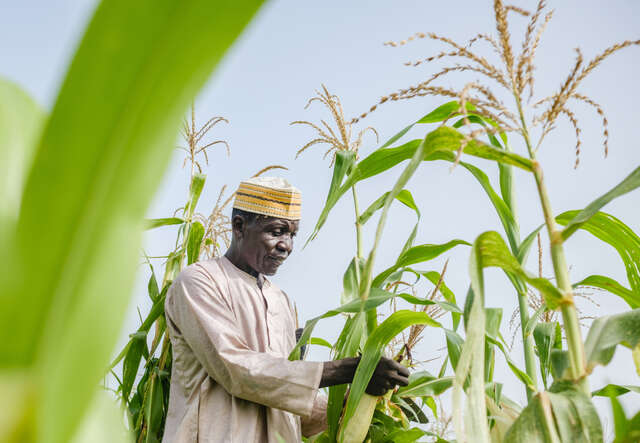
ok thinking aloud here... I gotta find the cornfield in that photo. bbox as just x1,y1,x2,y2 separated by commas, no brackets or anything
1,1,639,442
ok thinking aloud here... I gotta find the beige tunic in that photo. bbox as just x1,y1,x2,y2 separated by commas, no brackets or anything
162,256,327,443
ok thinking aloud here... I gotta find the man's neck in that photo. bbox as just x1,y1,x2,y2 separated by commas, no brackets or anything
224,249,264,288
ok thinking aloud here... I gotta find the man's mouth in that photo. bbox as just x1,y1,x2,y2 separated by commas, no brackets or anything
267,256,286,264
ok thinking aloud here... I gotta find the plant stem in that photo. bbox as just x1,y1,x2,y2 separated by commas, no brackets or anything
351,185,363,260
351,184,376,333
517,290,538,400
515,97,588,391
504,137,539,400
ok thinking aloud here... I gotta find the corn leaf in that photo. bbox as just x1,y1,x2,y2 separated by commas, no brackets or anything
372,240,470,288
304,149,356,246
187,221,205,265
573,275,639,309
339,311,441,442
584,309,640,372
471,231,564,309
504,388,602,442
591,384,640,397
560,166,640,241
533,322,561,390
289,288,451,361
145,217,184,230
185,173,206,217
396,373,454,397
0,78,44,239
377,100,475,149
557,211,640,308
0,1,264,442
308,126,532,243
341,257,365,304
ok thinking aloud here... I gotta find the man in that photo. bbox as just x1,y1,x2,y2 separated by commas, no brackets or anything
163,177,409,442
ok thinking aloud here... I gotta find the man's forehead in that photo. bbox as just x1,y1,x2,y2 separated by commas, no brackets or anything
258,216,299,229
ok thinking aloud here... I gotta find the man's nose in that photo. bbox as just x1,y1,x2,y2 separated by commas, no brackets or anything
276,235,293,254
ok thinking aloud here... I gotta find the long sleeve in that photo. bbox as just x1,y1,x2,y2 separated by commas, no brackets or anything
165,263,324,418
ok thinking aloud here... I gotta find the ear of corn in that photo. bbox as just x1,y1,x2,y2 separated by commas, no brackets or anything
338,393,378,443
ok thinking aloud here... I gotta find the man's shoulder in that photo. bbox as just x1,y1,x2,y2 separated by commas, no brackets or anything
175,257,226,284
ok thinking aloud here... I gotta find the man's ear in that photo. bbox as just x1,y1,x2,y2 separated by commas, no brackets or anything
231,214,246,240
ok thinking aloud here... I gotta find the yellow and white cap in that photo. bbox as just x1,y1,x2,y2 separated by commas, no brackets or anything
233,176,301,220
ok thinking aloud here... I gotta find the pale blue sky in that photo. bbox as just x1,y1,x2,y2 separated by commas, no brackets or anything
3,0,640,436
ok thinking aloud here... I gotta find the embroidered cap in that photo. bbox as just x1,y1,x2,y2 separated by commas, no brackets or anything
233,177,301,220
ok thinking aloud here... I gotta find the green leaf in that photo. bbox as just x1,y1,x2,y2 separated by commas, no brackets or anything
533,322,560,389
339,311,441,441
70,391,132,443
573,275,639,309
584,309,640,371
122,335,147,402
456,160,519,253
453,246,489,443
560,166,640,241
144,217,184,230
516,224,545,264
471,231,565,309
592,384,640,397
557,211,640,308
0,1,264,442
187,221,205,265
341,257,365,305
308,126,533,242
288,288,446,361
308,337,332,349
305,149,356,245
185,173,206,217
0,78,45,239
377,100,474,149
372,240,470,288
504,388,603,442
385,427,426,443
610,395,630,442
396,374,454,397
144,372,164,443
147,269,159,302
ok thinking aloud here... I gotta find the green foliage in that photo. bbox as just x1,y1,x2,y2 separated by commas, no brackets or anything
0,0,263,441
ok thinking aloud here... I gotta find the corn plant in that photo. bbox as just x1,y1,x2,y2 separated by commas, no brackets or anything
0,1,264,442
292,1,640,442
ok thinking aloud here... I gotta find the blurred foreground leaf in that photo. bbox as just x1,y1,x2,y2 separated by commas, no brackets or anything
0,0,264,442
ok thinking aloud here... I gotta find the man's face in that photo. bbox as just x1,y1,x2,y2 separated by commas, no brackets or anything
238,216,299,276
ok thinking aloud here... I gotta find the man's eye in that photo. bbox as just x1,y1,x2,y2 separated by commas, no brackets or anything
272,230,283,236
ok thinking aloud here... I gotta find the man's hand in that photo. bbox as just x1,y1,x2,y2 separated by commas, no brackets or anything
365,357,410,396
319,356,410,396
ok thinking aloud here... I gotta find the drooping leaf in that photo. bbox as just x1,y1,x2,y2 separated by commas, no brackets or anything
471,231,564,309
372,240,470,288
187,221,205,265
288,288,445,361
504,388,603,442
122,333,147,402
308,126,533,242
377,100,475,149
305,150,356,245
573,275,639,309
584,309,640,371
0,2,264,442
395,373,454,397
560,167,640,241
557,211,640,306
145,217,184,230
339,311,441,442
